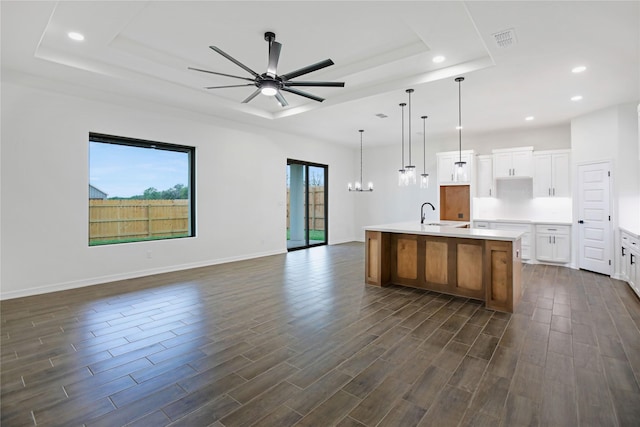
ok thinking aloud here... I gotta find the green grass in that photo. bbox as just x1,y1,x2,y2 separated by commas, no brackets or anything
286,229,325,241
90,234,189,246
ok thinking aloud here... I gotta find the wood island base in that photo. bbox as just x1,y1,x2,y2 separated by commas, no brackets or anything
365,230,522,313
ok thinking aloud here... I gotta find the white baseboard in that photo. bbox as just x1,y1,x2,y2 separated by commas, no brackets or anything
0,248,286,300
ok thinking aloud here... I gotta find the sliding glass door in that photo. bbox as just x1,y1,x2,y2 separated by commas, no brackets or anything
287,159,328,250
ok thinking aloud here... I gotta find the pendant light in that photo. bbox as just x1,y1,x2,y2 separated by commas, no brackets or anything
404,89,416,184
398,103,409,186
420,115,429,189
348,130,373,192
454,76,468,182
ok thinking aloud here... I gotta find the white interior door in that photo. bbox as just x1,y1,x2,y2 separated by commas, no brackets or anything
577,161,611,275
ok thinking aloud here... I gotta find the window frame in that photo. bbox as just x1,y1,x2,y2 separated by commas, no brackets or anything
88,132,196,246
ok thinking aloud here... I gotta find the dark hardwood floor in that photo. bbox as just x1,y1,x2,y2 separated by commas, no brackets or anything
2,242,640,426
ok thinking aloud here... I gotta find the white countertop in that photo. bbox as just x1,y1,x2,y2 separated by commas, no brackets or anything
620,227,640,238
364,221,523,241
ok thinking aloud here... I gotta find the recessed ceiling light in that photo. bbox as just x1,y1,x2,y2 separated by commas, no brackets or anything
433,55,446,63
571,95,583,102
525,116,535,121
572,65,587,73
67,32,85,41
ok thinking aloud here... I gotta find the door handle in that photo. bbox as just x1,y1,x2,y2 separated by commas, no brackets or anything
578,220,584,224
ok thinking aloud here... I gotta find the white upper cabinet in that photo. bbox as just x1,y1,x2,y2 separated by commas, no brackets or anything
437,150,474,185
476,155,493,197
492,147,533,178
533,150,571,197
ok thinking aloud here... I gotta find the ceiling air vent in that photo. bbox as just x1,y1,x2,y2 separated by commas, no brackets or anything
492,28,517,48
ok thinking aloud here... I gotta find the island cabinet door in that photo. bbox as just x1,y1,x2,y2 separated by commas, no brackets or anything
454,238,485,300
484,239,522,312
422,235,455,293
391,233,420,287
365,231,391,286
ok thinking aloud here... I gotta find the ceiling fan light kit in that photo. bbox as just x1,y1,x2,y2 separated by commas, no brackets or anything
190,32,345,107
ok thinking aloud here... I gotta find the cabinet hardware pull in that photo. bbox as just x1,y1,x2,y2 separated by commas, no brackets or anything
553,188,555,196
549,188,551,196
549,236,551,244
553,236,556,244
548,228,557,231
622,247,626,256
632,254,636,265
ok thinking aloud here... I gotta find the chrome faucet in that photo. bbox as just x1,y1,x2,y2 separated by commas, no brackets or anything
421,202,435,224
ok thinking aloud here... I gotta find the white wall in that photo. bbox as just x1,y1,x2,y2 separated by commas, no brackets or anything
0,82,356,299
571,103,640,278
352,123,572,240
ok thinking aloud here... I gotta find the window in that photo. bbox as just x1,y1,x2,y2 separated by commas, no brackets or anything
88,133,195,246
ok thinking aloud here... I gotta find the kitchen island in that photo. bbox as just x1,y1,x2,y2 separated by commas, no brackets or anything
364,221,523,312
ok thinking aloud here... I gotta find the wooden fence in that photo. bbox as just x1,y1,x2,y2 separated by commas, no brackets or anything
89,199,189,244
286,187,325,231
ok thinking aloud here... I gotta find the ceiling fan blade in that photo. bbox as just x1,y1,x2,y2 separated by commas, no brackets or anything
241,89,262,104
275,91,288,107
188,67,255,82
267,41,282,77
283,81,345,87
281,87,325,103
280,59,334,81
205,84,255,89
209,46,260,78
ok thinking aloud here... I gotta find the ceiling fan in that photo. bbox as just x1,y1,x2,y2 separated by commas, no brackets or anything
189,32,345,107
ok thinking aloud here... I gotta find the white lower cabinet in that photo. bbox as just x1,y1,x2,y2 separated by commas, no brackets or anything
536,224,571,263
621,230,640,297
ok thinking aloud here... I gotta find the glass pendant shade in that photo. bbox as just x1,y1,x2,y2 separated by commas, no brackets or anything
398,169,408,186
405,166,416,184
454,161,468,182
348,130,373,192
420,173,429,188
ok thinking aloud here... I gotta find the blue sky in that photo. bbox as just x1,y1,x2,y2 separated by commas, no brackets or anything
89,142,189,198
